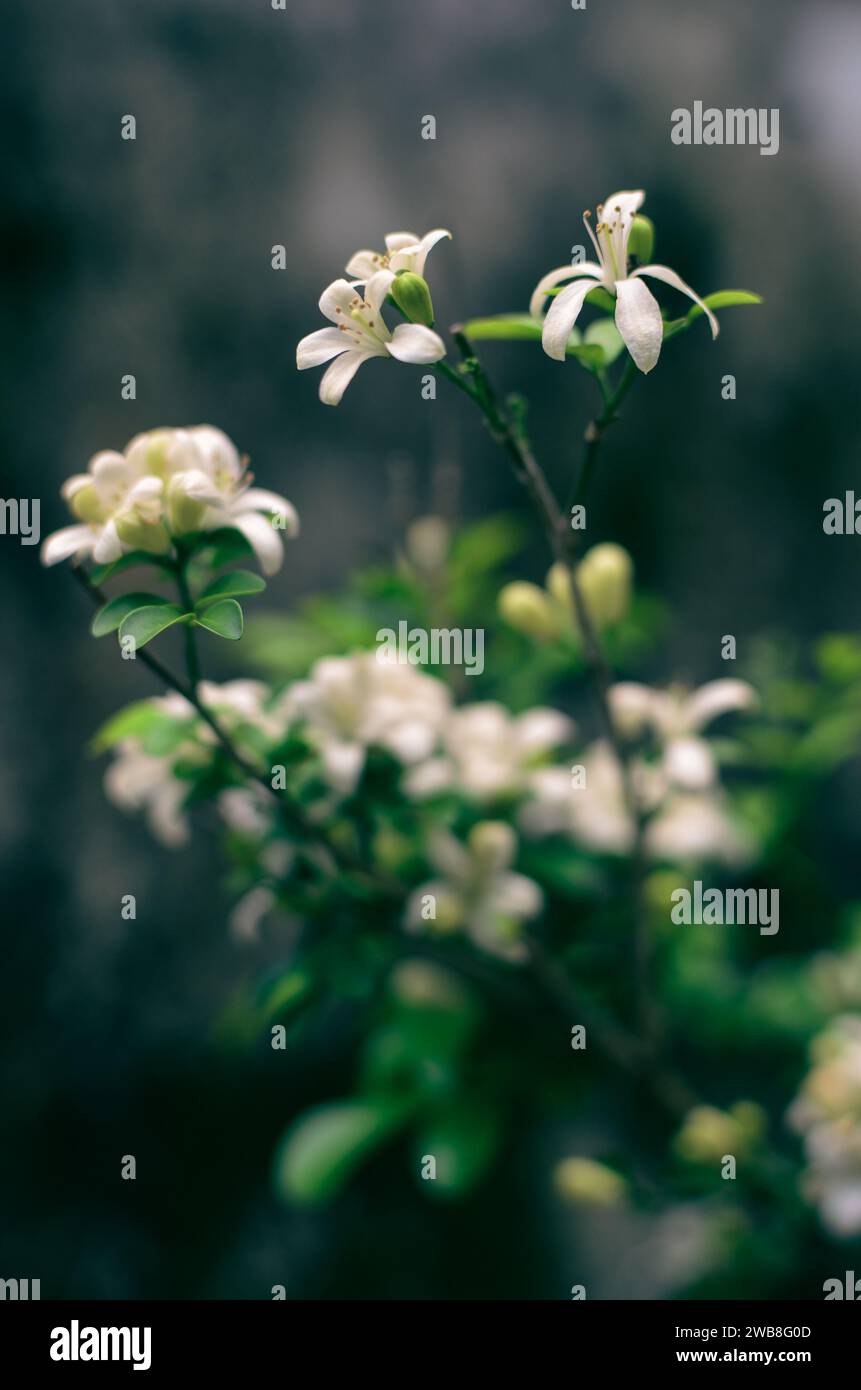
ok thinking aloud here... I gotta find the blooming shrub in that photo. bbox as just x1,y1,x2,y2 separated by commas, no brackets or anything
42,188,861,1294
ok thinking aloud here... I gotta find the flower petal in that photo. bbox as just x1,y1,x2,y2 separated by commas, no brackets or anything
296,327,350,370
239,488,299,535
345,249,382,279
40,524,94,566
529,263,603,320
387,323,446,364
614,275,663,373
632,264,719,339
390,228,452,275
541,277,600,361
231,510,285,575
318,278,358,325
92,519,123,564
364,268,396,313
683,679,757,731
385,231,420,253
318,347,379,404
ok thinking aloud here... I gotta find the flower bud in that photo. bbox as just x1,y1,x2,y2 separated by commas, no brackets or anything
498,581,559,639
554,1157,628,1207
114,511,171,555
166,470,218,535
576,543,633,626
390,271,435,327
545,562,574,615
628,214,655,264
469,820,516,873
406,515,449,574
66,481,104,525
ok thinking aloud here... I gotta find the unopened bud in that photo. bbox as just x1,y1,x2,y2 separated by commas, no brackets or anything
576,543,633,626
498,581,559,639
554,1157,627,1207
628,215,655,265
390,271,435,327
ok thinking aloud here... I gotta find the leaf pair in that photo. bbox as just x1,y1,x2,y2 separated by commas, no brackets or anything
90,569,266,648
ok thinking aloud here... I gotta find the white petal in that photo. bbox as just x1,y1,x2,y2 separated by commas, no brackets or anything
60,474,93,501
318,278,358,325
238,489,299,536
318,348,379,404
515,707,575,752
607,683,656,738
40,524,94,566
541,278,600,360
345,249,382,279
364,268,396,313
602,190,646,218
683,679,757,731
390,228,451,275
632,264,719,340
92,519,123,564
614,276,663,373
387,323,446,364
664,735,716,790
385,231,420,253
322,739,365,794
529,263,603,321
297,327,351,370
229,886,275,944
232,511,285,575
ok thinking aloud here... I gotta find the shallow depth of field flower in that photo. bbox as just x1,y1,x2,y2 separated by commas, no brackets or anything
42,188,861,1299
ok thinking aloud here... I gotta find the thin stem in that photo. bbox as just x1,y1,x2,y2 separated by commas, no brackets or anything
441,328,658,1051
568,355,638,515
70,562,387,887
173,551,201,693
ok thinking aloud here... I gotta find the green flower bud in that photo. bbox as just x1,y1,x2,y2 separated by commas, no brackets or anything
628,214,655,265
554,1157,628,1207
469,820,515,873
498,581,559,639
68,483,104,525
390,271,435,327
114,512,171,555
576,543,633,626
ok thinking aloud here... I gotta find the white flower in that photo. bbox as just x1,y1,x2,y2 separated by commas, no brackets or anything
530,189,718,374
41,450,170,567
297,278,446,406
608,678,757,792
521,737,752,866
156,425,298,576
345,228,451,297
405,821,542,962
405,702,574,801
104,741,197,847
40,425,299,576
280,653,451,795
788,1016,861,1237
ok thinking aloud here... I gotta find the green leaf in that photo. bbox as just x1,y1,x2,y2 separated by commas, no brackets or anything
196,569,266,607
584,286,616,312
664,289,762,339
90,700,170,752
193,598,244,639
184,527,253,566
91,592,173,638
273,1099,412,1205
89,550,174,586
118,603,190,649
583,317,625,366
413,1097,502,1197
461,313,560,344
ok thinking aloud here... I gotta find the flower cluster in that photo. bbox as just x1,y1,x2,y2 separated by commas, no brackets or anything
41,426,298,575
788,1016,861,1237
100,655,755,961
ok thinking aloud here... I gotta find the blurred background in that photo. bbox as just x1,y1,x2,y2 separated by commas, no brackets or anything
2,0,861,1298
